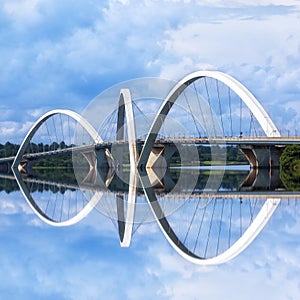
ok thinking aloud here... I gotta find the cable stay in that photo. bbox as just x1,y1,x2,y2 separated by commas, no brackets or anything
204,77,217,137
59,114,65,147
132,101,151,126
183,196,201,245
216,198,225,255
228,87,233,137
239,198,243,237
183,89,202,138
193,81,206,138
216,80,225,136
239,98,243,137
52,116,59,147
193,198,208,254
204,198,217,257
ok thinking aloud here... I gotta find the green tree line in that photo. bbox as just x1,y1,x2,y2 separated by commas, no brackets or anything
0,142,19,157
280,144,300,191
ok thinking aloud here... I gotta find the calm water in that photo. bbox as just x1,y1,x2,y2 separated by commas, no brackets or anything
0,167,299,300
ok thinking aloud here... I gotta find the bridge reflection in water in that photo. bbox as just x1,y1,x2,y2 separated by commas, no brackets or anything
4,70,300,265
5,162,298,265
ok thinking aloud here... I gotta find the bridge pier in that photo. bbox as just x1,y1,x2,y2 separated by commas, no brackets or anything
145,144,177,169
239,145,283,169
12,158,35,176
0,160,13,174
81,147,114,186
239,168,283,191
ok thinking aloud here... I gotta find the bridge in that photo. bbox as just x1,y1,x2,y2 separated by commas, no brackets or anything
2,135,298,173
1,135,299,174
0,136,300,173
4,70,300,265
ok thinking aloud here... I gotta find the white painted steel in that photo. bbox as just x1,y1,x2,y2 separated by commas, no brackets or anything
11,73,282,262
138,70,281,264
117,89,139,247
138,70,280,167
12,109,103,226
12,109,102,169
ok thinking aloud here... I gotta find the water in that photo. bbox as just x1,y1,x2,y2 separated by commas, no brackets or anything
170,164,251,171
0,166,299,299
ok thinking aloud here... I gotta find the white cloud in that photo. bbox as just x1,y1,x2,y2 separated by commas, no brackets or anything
159,12,300,77
0,192,35,217
1,0,299,140
27,108,44,119
199,0,300,6
153,7,300,133
127,200,300,300
0,120,34,143
3,0,43,29
1,1,300,299
1,190,300,299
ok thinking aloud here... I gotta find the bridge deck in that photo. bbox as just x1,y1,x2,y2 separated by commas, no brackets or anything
154,136,300,146
1,136,300,164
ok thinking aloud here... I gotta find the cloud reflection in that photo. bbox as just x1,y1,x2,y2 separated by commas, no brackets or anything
0,191,300,299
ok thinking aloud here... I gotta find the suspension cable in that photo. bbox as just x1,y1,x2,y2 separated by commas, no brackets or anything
216,198,225,255
204,77,217,137
193,199,206,253
59,114,65,147
216,80,225,136
228,88,233,137
45,120,52,150
132,101,151,126
52,191,59,220
183,196,201,245
52,116,59,148
240,198,243,236
100,109,115,141
45,188,52,215
204,198,217,257
67,116,72,146
193,81,206,137
60,191,64,222
183,89,202,138
239,98,243,137
228,198,233,248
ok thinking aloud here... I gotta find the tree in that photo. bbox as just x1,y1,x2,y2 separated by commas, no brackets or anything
280,145,300,191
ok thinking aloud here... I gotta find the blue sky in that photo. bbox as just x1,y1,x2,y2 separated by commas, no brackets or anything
1,1,300,299
1,0,300,142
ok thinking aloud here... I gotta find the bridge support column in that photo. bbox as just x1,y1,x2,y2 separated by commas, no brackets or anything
81,147,113,186
239,168,283,191
0,161,13,174
16,159,35,176
268,147,283,168
239,145,283,169
146,144,177,169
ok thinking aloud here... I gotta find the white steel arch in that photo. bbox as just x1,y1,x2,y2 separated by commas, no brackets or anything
138,70,280,168
10,72,282,262
116,89,139,171
139,172,280,265
138,70,281,264
12,109,103,226
14,169,103,227
12,109,102,170
116,89,139,247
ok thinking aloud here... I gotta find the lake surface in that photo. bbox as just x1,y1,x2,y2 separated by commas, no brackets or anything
0,166,299,299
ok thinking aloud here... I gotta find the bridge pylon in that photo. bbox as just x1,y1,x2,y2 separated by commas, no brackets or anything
239,145,283,169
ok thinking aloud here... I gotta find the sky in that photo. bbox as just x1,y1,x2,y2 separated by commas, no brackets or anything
1,0,300,299
0,0,300,142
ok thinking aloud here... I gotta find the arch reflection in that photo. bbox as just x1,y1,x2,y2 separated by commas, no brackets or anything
6,70,300,264
9,161,288,265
